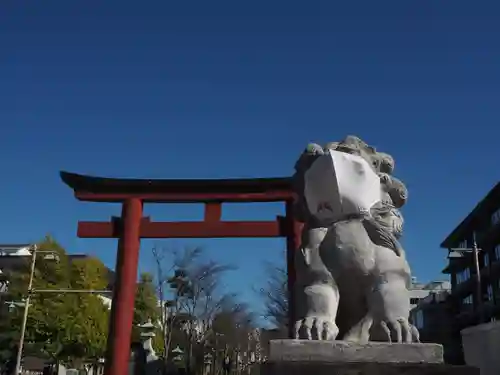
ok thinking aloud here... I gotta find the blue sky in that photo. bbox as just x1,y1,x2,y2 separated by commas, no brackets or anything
1,1,500,320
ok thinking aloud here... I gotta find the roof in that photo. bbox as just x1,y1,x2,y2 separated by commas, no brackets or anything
440,182,500,249
0,244,31,249
60,171,294,203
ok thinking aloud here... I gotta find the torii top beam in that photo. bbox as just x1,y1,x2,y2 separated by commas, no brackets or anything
60,171,294,203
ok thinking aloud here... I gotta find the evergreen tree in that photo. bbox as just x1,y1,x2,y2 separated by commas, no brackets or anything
133,272,162,350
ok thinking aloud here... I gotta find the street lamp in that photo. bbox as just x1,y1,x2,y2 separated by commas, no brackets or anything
448,233,484,323
4,300,25,313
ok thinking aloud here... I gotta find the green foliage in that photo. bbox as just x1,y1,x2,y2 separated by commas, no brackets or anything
134,273,160,326
60,256,110,363
0,306,17,364
133,272,160,343
5,236,73,361
132,272,168,360
0,236,111,365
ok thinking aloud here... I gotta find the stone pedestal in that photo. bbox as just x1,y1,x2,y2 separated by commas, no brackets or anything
261,340,479,375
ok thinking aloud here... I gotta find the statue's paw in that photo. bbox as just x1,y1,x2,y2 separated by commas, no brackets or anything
295,316,339,341
379,318,414,343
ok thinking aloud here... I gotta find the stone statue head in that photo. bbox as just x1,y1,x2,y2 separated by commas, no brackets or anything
333,136,380,173
323,142,339,151
335,135,366,155
294,143,324,173
293,136,407,221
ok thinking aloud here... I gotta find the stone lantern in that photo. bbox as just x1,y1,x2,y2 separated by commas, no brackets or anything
172,345,184,364
138,319,158,363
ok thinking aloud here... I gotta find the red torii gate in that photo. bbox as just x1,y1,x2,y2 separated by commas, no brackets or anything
60,171,302,375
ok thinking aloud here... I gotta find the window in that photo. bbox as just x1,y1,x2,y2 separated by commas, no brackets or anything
410,298,420,305
415,310,424,329
456,268,471,284
495,244,500,261
484,252,490,267
492,208,500,226
487,284,494,301
458,239,468,249
461,294,473,311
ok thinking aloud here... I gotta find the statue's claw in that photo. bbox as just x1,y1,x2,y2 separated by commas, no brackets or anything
410,323,420,343
295,316,339,341
379,318,417,343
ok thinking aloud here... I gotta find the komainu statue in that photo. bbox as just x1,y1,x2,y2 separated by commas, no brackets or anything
293,135,419,344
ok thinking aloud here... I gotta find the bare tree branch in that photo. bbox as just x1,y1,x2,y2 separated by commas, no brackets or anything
256,261,288,331
149,244,239,371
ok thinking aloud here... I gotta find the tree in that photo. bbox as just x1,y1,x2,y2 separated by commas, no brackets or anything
209,303,260,375
133,272,162,351
134,273,160,327
151,245,180,364
150,245,237,373
258,263,288,334
6,236,73,363
0,237,111,368
0,273,17,368
61,256,110,366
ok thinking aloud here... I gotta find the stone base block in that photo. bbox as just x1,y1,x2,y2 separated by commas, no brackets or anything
269,340,444,364
261,361,480,375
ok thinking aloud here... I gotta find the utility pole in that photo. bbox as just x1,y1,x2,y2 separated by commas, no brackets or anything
472,236,484,323
449,232,485,324
11,245,112,375
14,245,37,375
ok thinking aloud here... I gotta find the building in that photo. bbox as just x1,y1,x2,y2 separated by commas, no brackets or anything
409,280,451,328
408,279,454,362
0,244,32,256
440,182,500,366
440,182,500,328
408,278,451,310
409,283,458,363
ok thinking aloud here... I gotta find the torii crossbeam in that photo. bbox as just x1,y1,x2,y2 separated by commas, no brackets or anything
60,171,302,375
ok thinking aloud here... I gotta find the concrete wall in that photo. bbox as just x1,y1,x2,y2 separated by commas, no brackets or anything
461,321,500,375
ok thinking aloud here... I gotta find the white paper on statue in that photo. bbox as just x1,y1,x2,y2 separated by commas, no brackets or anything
303,150,381,224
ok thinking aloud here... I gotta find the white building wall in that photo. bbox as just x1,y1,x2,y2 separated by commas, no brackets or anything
408,280,451,310
0,245,32,256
